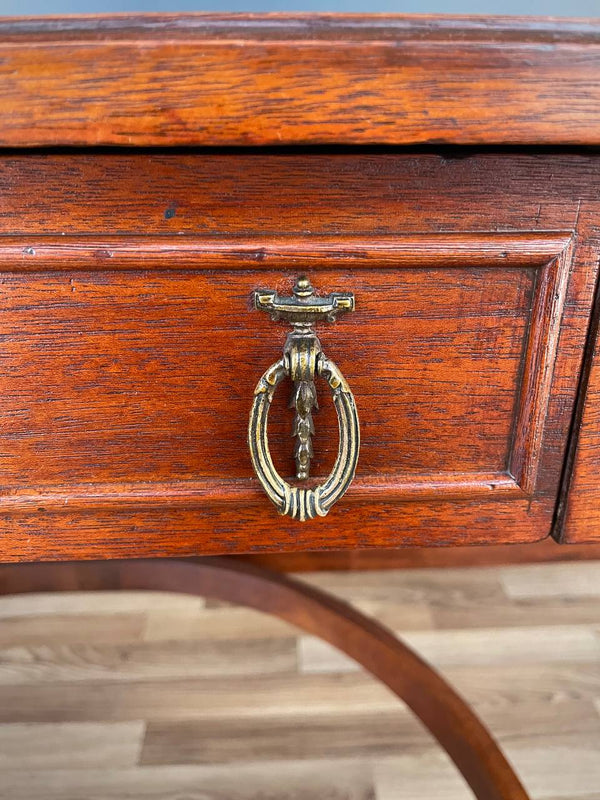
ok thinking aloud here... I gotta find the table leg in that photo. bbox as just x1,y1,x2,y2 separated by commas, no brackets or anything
0,556,529,800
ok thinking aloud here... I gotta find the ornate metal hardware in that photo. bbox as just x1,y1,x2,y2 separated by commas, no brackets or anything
248,275,360,521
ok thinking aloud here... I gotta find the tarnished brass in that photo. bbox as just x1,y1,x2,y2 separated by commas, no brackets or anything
254,275,354,324
248,275,359,521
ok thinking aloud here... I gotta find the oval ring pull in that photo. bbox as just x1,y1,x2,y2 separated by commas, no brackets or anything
248,276,360,521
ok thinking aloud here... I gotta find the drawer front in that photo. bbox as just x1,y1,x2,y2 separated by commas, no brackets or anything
559,306,600,543
0,153,597,560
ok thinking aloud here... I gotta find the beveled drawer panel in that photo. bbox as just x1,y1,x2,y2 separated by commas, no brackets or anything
0,153,597,560
0,234,568,495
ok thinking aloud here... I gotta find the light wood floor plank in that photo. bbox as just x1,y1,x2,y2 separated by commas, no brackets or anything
301,568,507,606
543,796,600,800
0,612,146,647
0,672,397,723
299,625,600,673
0,721,145,769
500,562,600,599
0,590,205,618
432,596,600,630
374,752,471,800
0,760,376,800
501,734,600,799
140,710,431,766
444,662,600,706
139,698,600,767
375,733,600,800
143,602,433,643
0,636,297,685
143,606,299,643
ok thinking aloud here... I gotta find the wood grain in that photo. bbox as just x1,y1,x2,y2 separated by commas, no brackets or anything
0,672,397,724
0,238,565,496
243,539,600,572
0,613,146,648
1,15,600,147
0,152,597,560
140,711,428,765
0,761,377,800
0,722,144,770
0,636,297,685
299,625,600,673
557,275,600,542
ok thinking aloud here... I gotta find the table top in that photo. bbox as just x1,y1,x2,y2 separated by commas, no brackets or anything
1,14,600,147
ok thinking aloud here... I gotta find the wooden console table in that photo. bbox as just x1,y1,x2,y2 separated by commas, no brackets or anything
1,14,600,798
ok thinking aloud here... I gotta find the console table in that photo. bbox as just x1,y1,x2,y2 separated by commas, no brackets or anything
1,14,599,799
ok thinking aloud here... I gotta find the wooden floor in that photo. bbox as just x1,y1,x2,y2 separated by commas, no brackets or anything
0,559,599,799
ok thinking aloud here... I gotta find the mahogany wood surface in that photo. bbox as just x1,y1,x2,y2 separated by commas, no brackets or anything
1,15,600,147
0,556,530,800
1,18,597,800
557,290,600,543
0,152,598,560
244,539,600,572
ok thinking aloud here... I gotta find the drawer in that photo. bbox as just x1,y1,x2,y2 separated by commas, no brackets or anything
0,152,598,561
559,301,600,543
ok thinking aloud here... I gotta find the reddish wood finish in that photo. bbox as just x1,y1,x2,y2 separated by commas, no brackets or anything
1,15,600,147
0,237,568,494
2,20,599,797
244,539,600,572
0,152,597,560
557,292,600,542
0,557,530,800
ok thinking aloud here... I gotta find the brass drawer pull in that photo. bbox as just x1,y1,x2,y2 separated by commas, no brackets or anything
248,276,360,521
